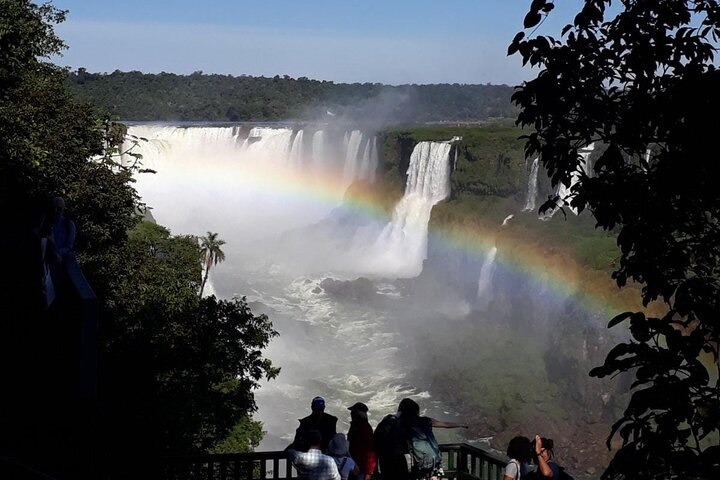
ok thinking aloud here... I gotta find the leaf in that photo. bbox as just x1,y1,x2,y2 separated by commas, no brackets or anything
524,11,542,29
608,311,633,328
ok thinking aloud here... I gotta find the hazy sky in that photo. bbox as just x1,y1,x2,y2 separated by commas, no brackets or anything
52,0,587,86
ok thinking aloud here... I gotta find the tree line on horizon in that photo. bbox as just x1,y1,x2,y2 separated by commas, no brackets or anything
66,69,517,122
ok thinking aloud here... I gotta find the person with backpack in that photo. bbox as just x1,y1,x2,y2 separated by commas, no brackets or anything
328,433,360,480
374,398,468,480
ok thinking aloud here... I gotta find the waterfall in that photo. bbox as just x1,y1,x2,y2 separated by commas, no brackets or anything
311,130,326,173
369,137,379,183
523,157,539,212
369,141,452,277
126,125,378,244
288,130,304,168
541,143,595,219
343,130,364,185
243,127,294,163
476,246,497,305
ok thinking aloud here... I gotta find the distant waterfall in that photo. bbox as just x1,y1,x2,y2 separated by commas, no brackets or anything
369,137,379,182
343,130,364,184
370,141,452,277
476,246,497,306
311,130,326,172
523,157,539,212
124,125,381,243
126,125,379,187
288,130,304,168
541,143,595,219
243,127,294,162
357,137,378,182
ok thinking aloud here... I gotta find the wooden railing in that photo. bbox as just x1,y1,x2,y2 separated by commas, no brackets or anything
164,443,507,480
441,443,507,480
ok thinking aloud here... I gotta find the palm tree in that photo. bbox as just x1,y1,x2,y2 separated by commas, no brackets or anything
199,231,226,297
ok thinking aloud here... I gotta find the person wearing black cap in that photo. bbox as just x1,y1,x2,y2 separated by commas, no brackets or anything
347,402,376,480
291,396,338,453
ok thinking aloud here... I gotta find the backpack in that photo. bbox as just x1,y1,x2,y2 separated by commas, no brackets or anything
374,414,406,459
405,421,441,473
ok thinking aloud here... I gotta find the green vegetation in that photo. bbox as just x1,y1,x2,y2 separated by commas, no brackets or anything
66,69,517,122
107,221,278,459
200,231,227,297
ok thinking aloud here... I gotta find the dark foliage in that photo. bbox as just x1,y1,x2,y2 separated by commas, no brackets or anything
1,3,278,478
512,1,720,478
103,222,278,475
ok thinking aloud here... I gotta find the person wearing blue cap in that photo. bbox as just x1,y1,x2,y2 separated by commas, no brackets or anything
290,396,338,453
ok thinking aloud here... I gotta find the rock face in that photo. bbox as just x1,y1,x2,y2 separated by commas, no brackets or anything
319,277,376,301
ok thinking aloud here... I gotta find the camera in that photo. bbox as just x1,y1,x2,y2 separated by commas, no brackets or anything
531,437,554,451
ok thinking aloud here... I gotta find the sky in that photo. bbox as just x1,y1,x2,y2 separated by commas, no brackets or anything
51,0,588,86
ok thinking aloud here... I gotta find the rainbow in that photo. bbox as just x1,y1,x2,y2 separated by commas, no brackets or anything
219,164,648,319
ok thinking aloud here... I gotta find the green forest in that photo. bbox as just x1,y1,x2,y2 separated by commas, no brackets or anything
66,69,517,122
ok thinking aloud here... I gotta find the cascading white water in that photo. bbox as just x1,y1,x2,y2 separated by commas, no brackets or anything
358,137,373,181
242,127,294,162
367,141,452,277
541,144,595,219
288,130,304,168
311,130,326,173
343,130,364,184
476,246,498,307
523,157,540,212
369,137,379,183
125,125,383,247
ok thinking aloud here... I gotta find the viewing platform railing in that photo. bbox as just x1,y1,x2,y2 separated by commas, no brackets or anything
164,443,507,480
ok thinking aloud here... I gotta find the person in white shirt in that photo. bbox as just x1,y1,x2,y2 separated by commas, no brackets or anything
287,430,341,480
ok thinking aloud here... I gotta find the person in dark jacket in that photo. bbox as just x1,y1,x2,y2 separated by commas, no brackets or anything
346,402,376,480
292,396,338,453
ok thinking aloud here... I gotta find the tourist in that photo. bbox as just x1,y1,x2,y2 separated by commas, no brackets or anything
292,396,338,453
287,430,341,480
328,433,360,480
346,402,376,480
532,436,559,480
503,436,533,480
374,398,468,480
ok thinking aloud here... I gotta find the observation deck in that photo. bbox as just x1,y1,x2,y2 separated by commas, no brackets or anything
165,443,507,480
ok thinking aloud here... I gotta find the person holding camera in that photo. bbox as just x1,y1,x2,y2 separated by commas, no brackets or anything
503,435,556,480
532,435,558,480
